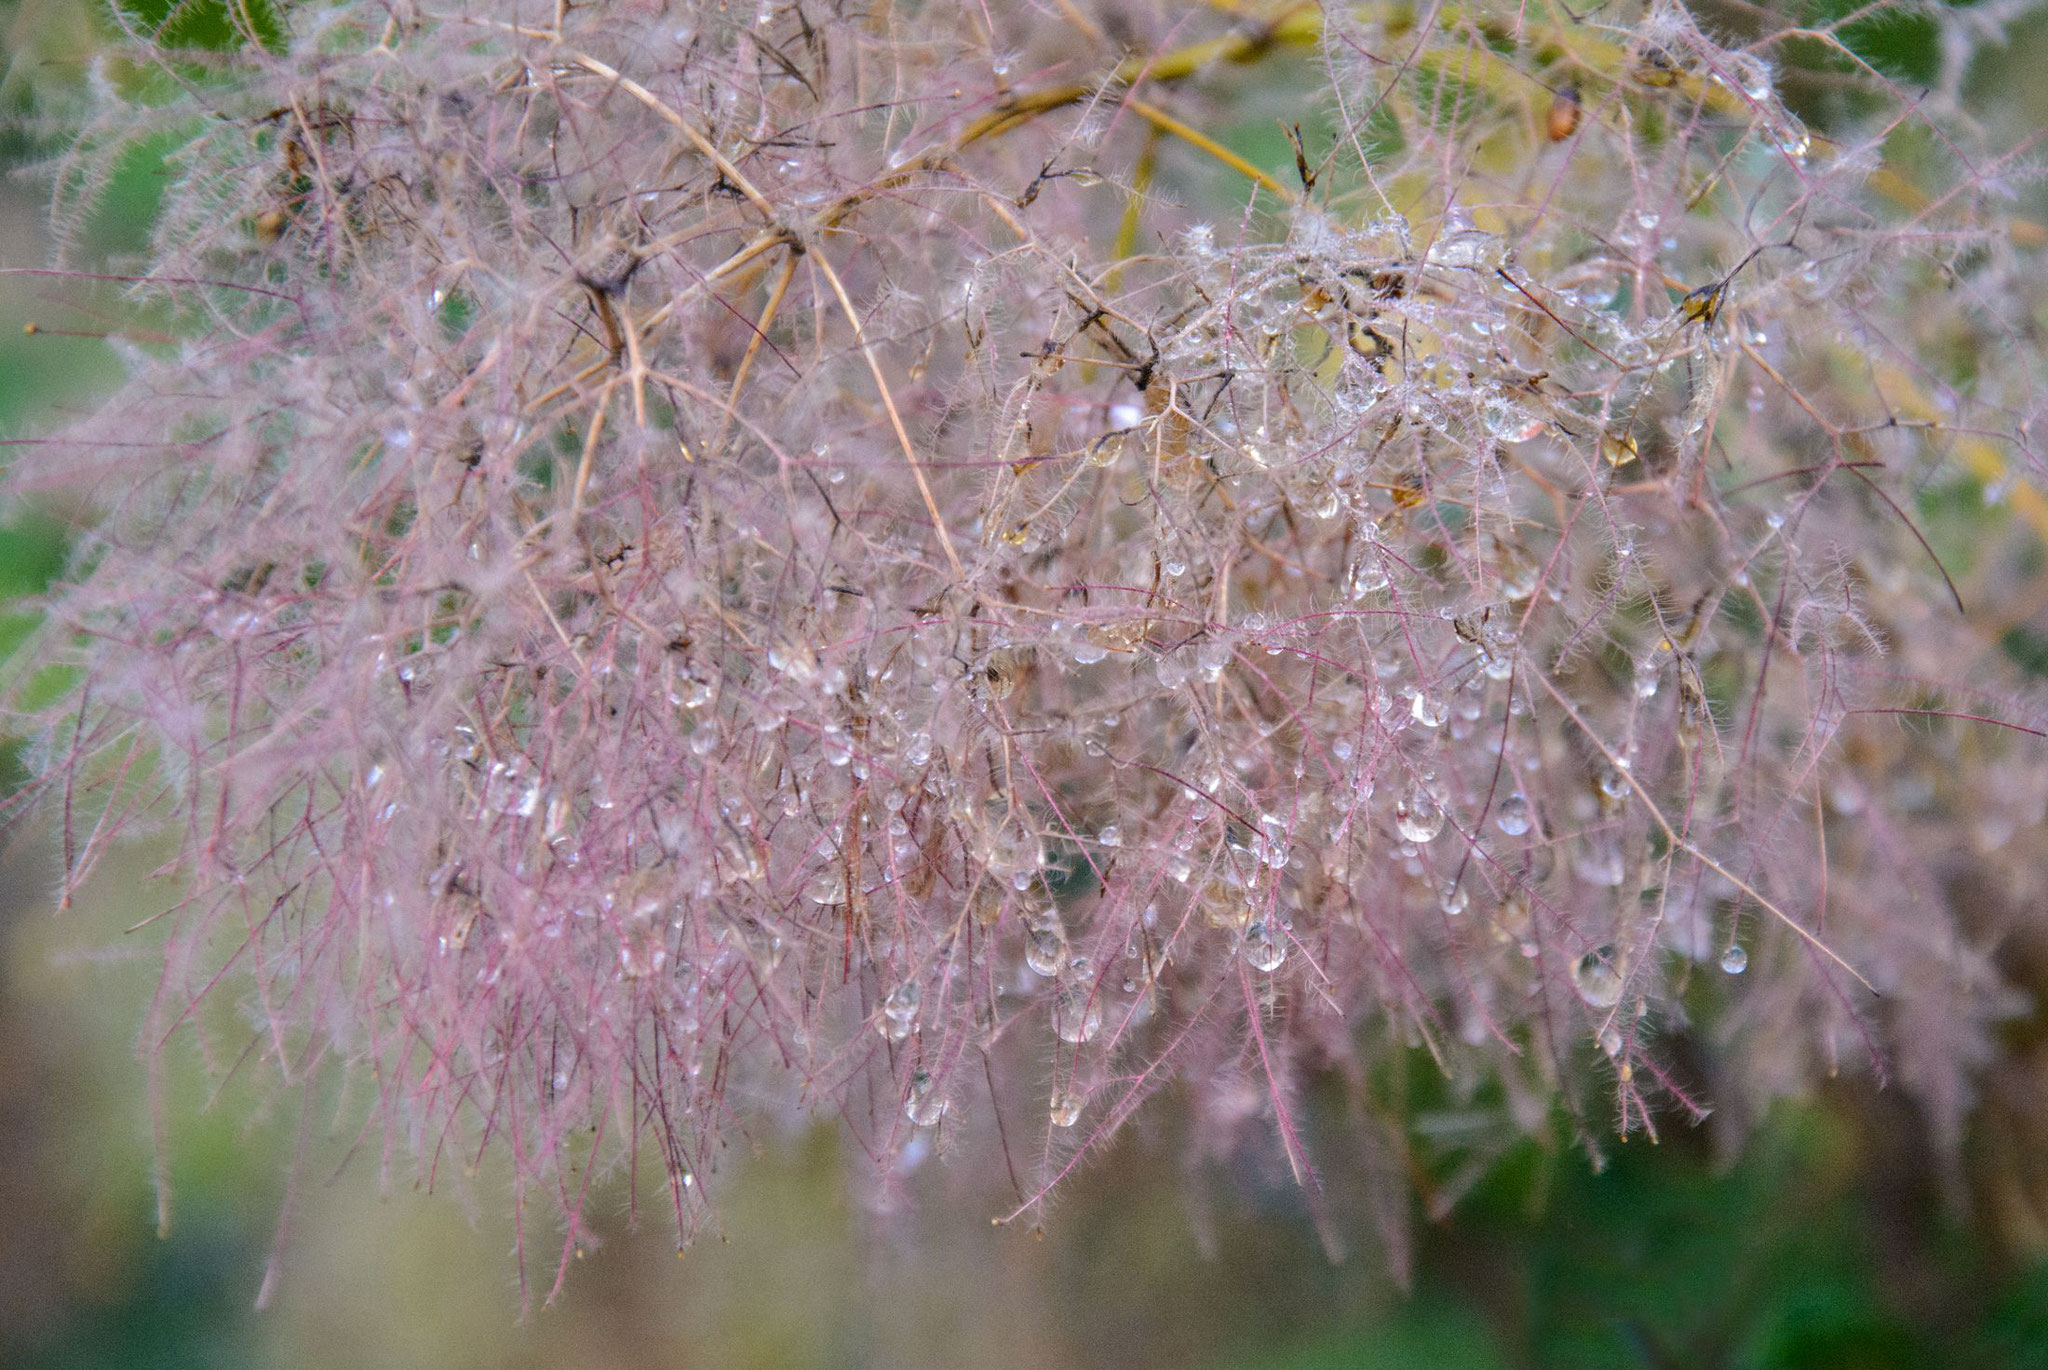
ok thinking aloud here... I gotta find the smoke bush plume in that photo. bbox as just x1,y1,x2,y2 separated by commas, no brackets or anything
7,0,2048,1301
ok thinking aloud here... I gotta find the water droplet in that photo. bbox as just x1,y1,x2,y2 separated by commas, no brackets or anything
1483,398,1546,443
1495,792,1533,836
1770,122,1811,161
1719,945,1748,975
880,980,922,1040
1052,983,1103,1043
1428,229,1505,270
1024,912,1069,977
1737,56,1775,102
1494,543,1541,601
1598,1024,1624,1058
1348,556,1390,599
1439,881,1469,916
485,760,541,817
768,638,818,682
1598,761,1633,801
1243,919,1287,972
1049,1090,1083,1127
1097,824,1121,848
1573,949,1625,1008
905,1070,948,1126
1410,692,1449,729
1393,786,1445,843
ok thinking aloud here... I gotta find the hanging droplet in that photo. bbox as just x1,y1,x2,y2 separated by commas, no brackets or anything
1439,881,1469,916
1393,786,1445,843
1024,911,1069,978
1633,656,1661,699
484,760,542,818
1410,692,1449,728
1348,556,1390,599
1598,761,1632,801
905,1070,948,1126
1049,1090,1083,1127
1428,229,1506,270
1495,792,1533,836
1573,948,1625,1009
1736,55,1775,102
1494,542,1541,601
1598,1024,1625,1058
1719,945,1748,975
1243,919,1287,972
1482,397,1546,443
880,980,922,1040
1052,982,1103,1043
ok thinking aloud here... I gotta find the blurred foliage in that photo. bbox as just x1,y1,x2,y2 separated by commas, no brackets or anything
110,0,284,55
27,1217,260,1370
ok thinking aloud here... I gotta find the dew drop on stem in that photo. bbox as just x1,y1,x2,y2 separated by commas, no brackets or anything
880,980,922,1040
1394,785,1445,843
1052,982,1102,1043
1025,910,1069,978
1495,792,1533,836
1573,948,1626,1009
905,1070,948,1126
1243,919,1286,972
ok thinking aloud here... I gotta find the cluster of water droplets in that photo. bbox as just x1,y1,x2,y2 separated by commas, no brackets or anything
39,0,2033,1262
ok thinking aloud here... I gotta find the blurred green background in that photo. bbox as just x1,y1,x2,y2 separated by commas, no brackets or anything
4,1,2048,1366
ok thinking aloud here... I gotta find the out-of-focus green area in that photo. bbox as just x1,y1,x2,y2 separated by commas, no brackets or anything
3,2,2048,1366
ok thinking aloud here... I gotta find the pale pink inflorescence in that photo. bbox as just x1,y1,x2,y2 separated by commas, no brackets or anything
10,0,2048,1293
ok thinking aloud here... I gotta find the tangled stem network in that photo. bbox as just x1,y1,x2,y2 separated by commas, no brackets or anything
7,0,2048,1302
